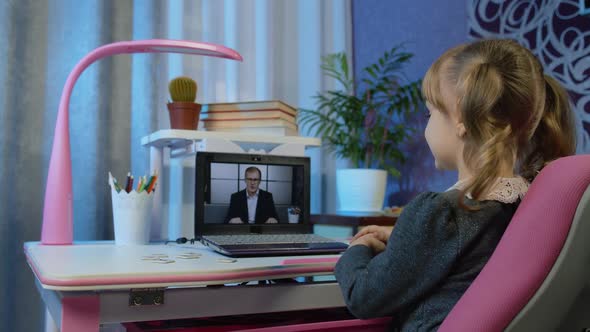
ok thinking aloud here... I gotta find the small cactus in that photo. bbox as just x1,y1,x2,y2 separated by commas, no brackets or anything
168,76,197,102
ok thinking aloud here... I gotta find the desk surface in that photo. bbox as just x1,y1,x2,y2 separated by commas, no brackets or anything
24,242,340,291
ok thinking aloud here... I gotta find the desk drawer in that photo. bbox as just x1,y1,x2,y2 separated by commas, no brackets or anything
234,317,390,331
124,308,391,332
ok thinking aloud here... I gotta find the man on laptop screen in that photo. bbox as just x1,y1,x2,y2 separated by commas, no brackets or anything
225,166,280,224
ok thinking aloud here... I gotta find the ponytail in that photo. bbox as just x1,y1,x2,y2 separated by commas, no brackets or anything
519,75,576,181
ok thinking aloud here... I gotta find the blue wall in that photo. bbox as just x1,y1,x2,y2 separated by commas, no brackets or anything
352,1,590,206
352,0,468,205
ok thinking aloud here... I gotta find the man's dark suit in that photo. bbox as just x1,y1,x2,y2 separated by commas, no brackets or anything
225,189,279,224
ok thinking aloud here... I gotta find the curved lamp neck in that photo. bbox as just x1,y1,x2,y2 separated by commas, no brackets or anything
41,39,242,244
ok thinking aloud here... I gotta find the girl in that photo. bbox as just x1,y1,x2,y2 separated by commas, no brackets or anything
334,39,576,331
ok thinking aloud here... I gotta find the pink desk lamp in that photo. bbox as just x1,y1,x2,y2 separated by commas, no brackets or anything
41,39,243,245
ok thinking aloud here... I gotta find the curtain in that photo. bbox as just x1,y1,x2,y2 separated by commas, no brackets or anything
0,0,351,330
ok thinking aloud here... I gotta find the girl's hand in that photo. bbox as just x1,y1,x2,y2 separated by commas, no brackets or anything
352,225,394,244
349,234,386,254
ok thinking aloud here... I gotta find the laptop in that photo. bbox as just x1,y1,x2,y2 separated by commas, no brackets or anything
194,151,349,257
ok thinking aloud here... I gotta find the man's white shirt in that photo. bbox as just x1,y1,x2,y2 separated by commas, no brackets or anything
246,190,259,223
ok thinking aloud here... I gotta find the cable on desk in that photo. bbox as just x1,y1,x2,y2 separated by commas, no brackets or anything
165,237,196,245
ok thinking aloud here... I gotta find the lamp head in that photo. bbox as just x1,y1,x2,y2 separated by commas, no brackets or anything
115,39,243,60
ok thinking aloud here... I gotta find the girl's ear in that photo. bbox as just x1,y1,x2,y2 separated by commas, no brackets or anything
456,122,467,138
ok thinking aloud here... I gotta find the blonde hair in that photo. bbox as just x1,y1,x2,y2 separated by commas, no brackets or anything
519,75,577,181
422,39,576,203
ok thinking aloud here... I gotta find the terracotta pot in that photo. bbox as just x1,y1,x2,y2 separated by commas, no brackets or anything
166,102,202,130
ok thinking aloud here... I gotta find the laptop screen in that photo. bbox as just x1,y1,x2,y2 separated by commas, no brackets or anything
195,152,312,236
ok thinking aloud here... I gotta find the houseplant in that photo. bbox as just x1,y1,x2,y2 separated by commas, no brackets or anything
298,45,423,213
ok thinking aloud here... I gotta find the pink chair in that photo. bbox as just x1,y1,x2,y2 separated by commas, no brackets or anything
440,154,590,331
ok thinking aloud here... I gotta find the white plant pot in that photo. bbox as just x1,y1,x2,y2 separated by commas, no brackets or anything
336,168,387,214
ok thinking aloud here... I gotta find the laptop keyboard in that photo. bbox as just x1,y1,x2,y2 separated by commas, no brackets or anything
204,234,341,245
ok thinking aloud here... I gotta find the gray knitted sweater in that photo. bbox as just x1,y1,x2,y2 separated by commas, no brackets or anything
334,190,520,331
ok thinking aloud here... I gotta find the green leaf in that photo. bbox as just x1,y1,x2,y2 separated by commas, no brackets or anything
304,43,425,168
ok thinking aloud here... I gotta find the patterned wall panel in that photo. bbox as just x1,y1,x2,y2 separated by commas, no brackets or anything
468,0,590,152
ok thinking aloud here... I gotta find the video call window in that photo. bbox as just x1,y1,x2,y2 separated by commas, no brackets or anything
209,163,294,205
203,162,305,224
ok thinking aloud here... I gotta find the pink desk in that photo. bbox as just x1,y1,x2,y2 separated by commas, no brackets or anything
31,39,389,331
25,242,349,332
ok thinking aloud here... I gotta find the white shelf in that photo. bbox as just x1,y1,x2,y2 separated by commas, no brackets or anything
141,129,321,150
141,129,322,241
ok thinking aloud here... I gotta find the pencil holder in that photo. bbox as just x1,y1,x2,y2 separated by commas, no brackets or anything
111,189,153,245
287,207,301,224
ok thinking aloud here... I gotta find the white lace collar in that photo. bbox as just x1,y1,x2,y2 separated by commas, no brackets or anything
446,176,529,203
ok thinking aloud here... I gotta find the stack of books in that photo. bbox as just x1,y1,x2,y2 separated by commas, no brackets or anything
200,100,299,136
